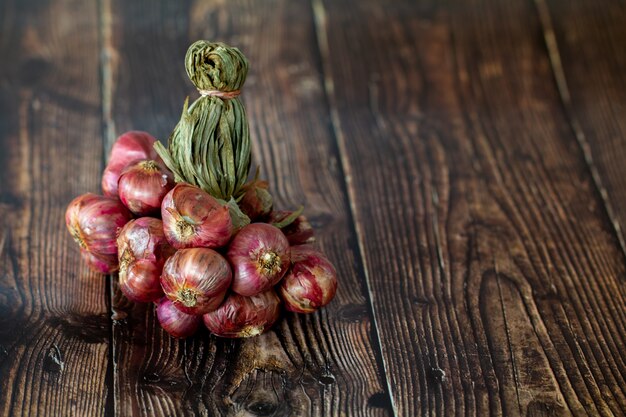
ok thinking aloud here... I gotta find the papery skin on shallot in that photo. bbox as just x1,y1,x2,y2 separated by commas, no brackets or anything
279,245,337,313
239,177,272,220
227,223,290,296
156,298,202,338
268,210,315,246
160,248,232,315
118,160,175,216
117,217,175,303
80,250,118,274
102,131,162,197
161,184,233,249
65,193,133,273
203,290,281,338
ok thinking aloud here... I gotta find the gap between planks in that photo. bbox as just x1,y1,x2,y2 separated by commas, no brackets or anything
533,0,626,261
97,0,117,415
310,0,399,415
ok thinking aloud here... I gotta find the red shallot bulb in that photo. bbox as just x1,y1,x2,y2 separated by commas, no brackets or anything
156,298,202,338
239,178,273,220
117,218,174,302
227,223,290,296
279,245,338,313
161,184,232,249
222,197,251,233
80,249,118,274
203,290,281,338
102,131,161,197
160,248,232,315
268,210,315,245
65,193,133,273
118,160,175,216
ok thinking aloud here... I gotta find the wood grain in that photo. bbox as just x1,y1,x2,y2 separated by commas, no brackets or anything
0,0,110,416
315,0,626,415
2,0,625,415
540,0,626,253
104,0,391,415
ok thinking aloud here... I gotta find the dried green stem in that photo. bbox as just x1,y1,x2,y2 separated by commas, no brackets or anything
154,40,251,200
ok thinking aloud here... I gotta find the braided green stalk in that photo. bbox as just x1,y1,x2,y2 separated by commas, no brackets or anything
155,41,251,200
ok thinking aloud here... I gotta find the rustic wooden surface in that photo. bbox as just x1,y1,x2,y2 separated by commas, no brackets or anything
0,0,625,416
542,0,626,253
0,0,110,416
104,1,387,416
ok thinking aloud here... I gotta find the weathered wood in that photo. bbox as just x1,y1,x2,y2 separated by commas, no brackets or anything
540,0,626,253
0,0,110,416
2,0,626,415
315,0,626,415
104,0,390,415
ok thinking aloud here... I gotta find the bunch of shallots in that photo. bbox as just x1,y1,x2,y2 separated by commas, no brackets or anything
66,131,338,339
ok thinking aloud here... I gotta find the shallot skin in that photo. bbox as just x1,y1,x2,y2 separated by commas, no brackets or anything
239,178,273,220
160,248,232,315
161,184,233,249
118,160,175,216
80,249,118,274
156,298,201,338
121,260,163,302
227,223,291,296
203,290,281,338
268,210,315,246
102,131,162,197
65,193,133,273
279,245,338,313
117,217,174,303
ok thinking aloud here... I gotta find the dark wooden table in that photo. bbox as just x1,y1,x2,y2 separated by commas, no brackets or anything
1,0,625,416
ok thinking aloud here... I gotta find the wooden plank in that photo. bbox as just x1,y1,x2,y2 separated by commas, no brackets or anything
0,0,110,416
104,0,391,415
538,0,626,252
314,0,626,415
